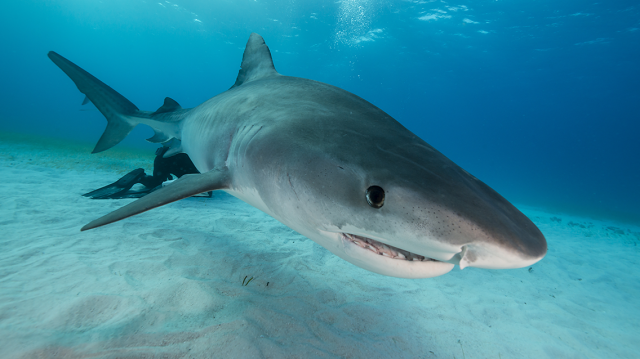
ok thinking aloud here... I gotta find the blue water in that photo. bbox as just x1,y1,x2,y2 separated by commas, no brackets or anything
1,0,639,223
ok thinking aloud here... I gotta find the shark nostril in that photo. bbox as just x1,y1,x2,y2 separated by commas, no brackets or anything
456,245,478,270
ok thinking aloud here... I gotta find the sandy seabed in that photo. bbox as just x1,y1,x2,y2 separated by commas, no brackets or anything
1,134,639,359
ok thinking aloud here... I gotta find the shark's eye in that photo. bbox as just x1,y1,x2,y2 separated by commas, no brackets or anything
366,186,385,208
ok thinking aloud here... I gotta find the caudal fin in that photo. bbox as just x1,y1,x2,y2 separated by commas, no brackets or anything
48,51,142,153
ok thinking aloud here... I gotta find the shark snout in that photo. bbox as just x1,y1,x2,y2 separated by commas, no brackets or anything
456,240,546,270
425,168,549,270
453,209,548,270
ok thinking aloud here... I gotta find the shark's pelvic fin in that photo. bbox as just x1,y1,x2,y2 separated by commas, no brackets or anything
162,139,184,158
145,98,184,144
146,131,171,144
231,33,280,89
81,168,230,231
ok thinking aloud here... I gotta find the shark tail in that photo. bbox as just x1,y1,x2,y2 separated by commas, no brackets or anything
48,51,181,154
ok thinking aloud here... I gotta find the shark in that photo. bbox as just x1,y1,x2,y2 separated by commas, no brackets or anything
48,33,547,279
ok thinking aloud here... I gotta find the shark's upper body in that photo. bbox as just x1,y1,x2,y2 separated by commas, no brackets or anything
48,33,547,278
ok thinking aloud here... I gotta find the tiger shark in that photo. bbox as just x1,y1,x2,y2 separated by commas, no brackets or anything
48,33,546,278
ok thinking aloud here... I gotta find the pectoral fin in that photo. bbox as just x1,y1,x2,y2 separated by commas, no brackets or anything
81,168,229,231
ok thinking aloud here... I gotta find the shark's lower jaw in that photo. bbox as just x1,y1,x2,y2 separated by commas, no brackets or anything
341,233,439,263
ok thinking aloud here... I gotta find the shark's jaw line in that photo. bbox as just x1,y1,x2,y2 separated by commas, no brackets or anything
328,230,456,278
341,233,440,263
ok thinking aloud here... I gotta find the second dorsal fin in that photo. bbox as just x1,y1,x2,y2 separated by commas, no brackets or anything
153,97,182,115
231,33,280,89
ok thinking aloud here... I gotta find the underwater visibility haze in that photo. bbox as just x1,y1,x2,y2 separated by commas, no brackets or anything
1,0,639,223
0,0,639,358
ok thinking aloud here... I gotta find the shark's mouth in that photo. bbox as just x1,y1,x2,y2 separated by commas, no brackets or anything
342,233,438,262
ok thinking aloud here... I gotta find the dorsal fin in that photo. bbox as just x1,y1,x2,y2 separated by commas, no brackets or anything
153,97,182,115
231,33,279,89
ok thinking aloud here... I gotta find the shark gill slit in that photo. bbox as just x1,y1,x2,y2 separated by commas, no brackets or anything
241,125,263,167
224,132,234,165
287,173,300,201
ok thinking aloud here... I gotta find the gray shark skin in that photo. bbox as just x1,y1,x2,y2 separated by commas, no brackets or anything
48,33,547,278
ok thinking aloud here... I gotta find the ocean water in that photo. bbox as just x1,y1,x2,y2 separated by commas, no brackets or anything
2,0,639,223
1,1,639,358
